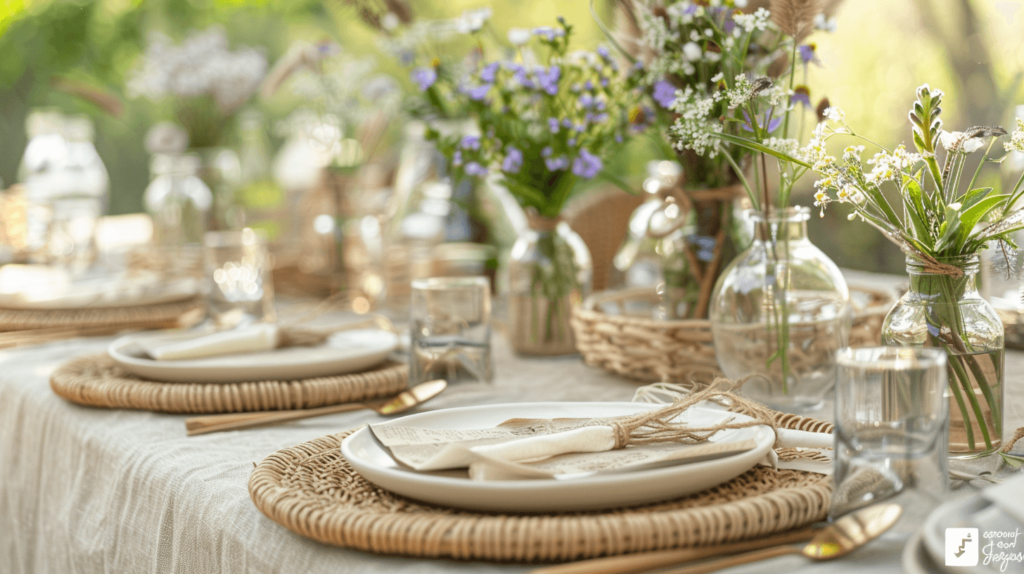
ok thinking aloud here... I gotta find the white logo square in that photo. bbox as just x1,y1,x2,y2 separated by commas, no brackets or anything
946,528,980,566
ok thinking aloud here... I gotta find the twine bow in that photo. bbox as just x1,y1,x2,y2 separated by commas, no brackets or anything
606,378,781,450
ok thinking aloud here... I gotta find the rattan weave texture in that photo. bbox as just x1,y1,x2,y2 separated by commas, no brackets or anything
0,297,203,331
50,354,408,414
248,412,833,563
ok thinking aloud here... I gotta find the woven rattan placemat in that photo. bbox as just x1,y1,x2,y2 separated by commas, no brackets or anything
50,354,408,414
248,412,833,562
0,297,203,332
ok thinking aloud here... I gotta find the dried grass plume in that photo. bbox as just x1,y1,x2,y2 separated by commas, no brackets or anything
769,0,824,42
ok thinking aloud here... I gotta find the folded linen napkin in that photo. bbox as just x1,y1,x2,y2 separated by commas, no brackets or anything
146,324,280,361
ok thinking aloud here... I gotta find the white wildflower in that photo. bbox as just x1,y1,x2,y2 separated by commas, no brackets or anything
814,13,838,33
456,7,491,34
682,41,702,62
765,138,800,156
508,28,531,46
710,72,724,83
1005,118,1024,153
939,130,984,153
823,106,845,123
733,8,769,33
842,145,865,164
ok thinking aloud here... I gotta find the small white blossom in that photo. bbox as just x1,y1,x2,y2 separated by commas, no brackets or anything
939,130,984,153
823,106,845,123
682,41,702,62
508,28,531,46
733,8,770,33
1005,118,1024,153
765,138,800,156
814,13,838,33
710,72,724,83
456,7,491,34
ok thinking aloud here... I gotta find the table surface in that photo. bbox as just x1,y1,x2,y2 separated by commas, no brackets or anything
2,283,1022,574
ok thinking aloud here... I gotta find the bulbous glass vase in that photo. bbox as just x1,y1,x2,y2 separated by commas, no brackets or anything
710,206,852,411
883,255,1004,459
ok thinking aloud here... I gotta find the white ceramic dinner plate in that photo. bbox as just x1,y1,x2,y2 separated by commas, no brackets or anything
0,266,198,310
341,401,775,512
108,329,398,383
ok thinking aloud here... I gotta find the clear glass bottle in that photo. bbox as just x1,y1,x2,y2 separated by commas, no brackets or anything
883,255,1004,459
144,154,212,247
507,218,592,356
710,206,851,412
236,110,287,243
18,112,108,272
610,161,681,291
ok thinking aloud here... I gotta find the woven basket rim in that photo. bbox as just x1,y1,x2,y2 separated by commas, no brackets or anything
577,284,896,325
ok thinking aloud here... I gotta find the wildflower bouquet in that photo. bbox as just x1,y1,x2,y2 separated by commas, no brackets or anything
128,27,267,148
612,0,835,319
810,84,1024,456
406,16,652,354
409,17,650,219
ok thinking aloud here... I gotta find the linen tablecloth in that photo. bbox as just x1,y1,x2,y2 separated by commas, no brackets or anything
2,331,1022,573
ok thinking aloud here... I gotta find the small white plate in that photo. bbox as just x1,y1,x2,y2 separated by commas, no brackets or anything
0,266,198,310
341,402,774,512
109,329,398,383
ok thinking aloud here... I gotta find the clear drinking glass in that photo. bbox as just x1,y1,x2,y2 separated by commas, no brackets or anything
410,277,492,385
831,347,948,522
203,228,275,327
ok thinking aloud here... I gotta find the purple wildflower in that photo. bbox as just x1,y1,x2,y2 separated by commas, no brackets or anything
545,155,569,171
502,146,523,174
480,62,500,84
723,19,736,34
536,65,561,96
567,137,576,147
572,149,603,179
411,67,437,91
548,118,560,133
791,86,812,108
532,27,563,41
652,80,678,109
452,150,463,166
597,46,611,62
615,134,624,143
460,135,481,150
584,80,594,91
683,4,697,14
798,44,818,65
542,146,553,157
600,77,610,87
562,118,573,128
741,110,783,133
464,84,490,101
579,94,594,108
464,162,488,177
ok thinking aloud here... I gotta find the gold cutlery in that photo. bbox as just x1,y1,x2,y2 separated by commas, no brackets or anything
657,503,902,574
529,527,819,574
185,379,446,436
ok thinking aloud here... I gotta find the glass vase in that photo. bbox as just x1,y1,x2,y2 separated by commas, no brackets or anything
882,255,1004,459
710,206,852,412
507,218,592,356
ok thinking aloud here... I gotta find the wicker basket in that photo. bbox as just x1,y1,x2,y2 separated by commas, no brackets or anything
571,284,896,383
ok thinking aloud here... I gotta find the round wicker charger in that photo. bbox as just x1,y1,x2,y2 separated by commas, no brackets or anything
572,285,896,383
50,354,408,414
0,297,204,332
248,412,833,563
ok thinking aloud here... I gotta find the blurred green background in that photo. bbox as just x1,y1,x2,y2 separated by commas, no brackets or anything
1,0,1023,274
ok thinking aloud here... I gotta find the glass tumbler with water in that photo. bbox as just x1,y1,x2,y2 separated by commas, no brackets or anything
410,277,492,385
832,347,948,523
203,228,275,327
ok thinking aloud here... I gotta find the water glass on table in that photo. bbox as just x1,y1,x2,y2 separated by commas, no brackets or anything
410,277,492,385
203,228,275,327
832,347,948,529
